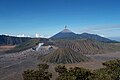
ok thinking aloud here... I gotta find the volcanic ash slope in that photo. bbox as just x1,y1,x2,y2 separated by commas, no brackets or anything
40,48,89,64
54,39,120,54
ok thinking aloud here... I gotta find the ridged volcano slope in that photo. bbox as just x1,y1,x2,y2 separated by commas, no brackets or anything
41,48,89,64
53,39,120,54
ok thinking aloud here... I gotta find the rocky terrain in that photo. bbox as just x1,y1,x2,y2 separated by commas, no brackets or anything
0,46,120,80
0,46,15,54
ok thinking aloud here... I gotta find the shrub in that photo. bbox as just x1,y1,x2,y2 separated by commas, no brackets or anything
22,64,52,80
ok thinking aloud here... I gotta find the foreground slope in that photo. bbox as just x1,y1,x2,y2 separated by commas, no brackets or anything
40,48,89,64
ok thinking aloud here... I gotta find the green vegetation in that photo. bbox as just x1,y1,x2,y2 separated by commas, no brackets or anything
23,59,120,80
55,65,93,80
22,64,52,80
55,59,120,80
90,59,120,80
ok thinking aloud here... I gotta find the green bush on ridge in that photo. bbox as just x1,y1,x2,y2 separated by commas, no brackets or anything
22,64,52,80
23,59,120,80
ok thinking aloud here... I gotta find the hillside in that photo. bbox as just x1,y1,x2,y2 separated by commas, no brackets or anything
6,38,50,53
0,35,31,45
53,39,120,54
40,48,89,64
6,39,39,53
79,33,117,43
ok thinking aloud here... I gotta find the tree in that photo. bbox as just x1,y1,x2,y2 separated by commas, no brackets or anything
102,59,120,80
22,59,120,80
55,65,67,75
55,66,93,80
91,59,120,80
55,59,120,80
22,64,52,80
91,68,115,80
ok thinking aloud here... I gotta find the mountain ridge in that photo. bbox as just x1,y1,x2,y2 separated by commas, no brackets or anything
50,28,118,43
53,39,120,54
0,35,32,45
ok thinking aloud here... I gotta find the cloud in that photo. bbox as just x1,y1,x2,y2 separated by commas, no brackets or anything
79,24,120,32
78,24,120,37
35,33,49,38
16,34,30,37
5,34,9,36
45,36,51,38
17,34,25,37
35,33,40,38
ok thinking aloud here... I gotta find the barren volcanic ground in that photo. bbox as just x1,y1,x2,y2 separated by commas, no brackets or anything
0,46,15,54
0,47,120,80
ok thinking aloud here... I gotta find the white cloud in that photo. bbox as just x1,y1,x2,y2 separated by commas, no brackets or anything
5,34,9,36
35,33,40,38
17,34,25,37
45,36,51,38
3,33,49,38
27,35,30,37
80,24,120,32
35,33,50,38
16,34,30,37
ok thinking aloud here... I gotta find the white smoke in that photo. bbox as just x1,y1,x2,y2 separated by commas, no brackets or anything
36,43,44,51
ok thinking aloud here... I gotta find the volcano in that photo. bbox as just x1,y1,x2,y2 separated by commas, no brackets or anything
50,26,118,43
50,27,79,40
41,48,89,64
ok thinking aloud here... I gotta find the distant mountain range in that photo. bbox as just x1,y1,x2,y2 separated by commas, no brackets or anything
0,28,119,54
50,28,118,43
0,28,119,46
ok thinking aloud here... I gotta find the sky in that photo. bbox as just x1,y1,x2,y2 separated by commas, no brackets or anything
0,0,120,38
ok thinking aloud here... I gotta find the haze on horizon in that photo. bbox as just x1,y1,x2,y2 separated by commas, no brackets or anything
0,0,120,40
